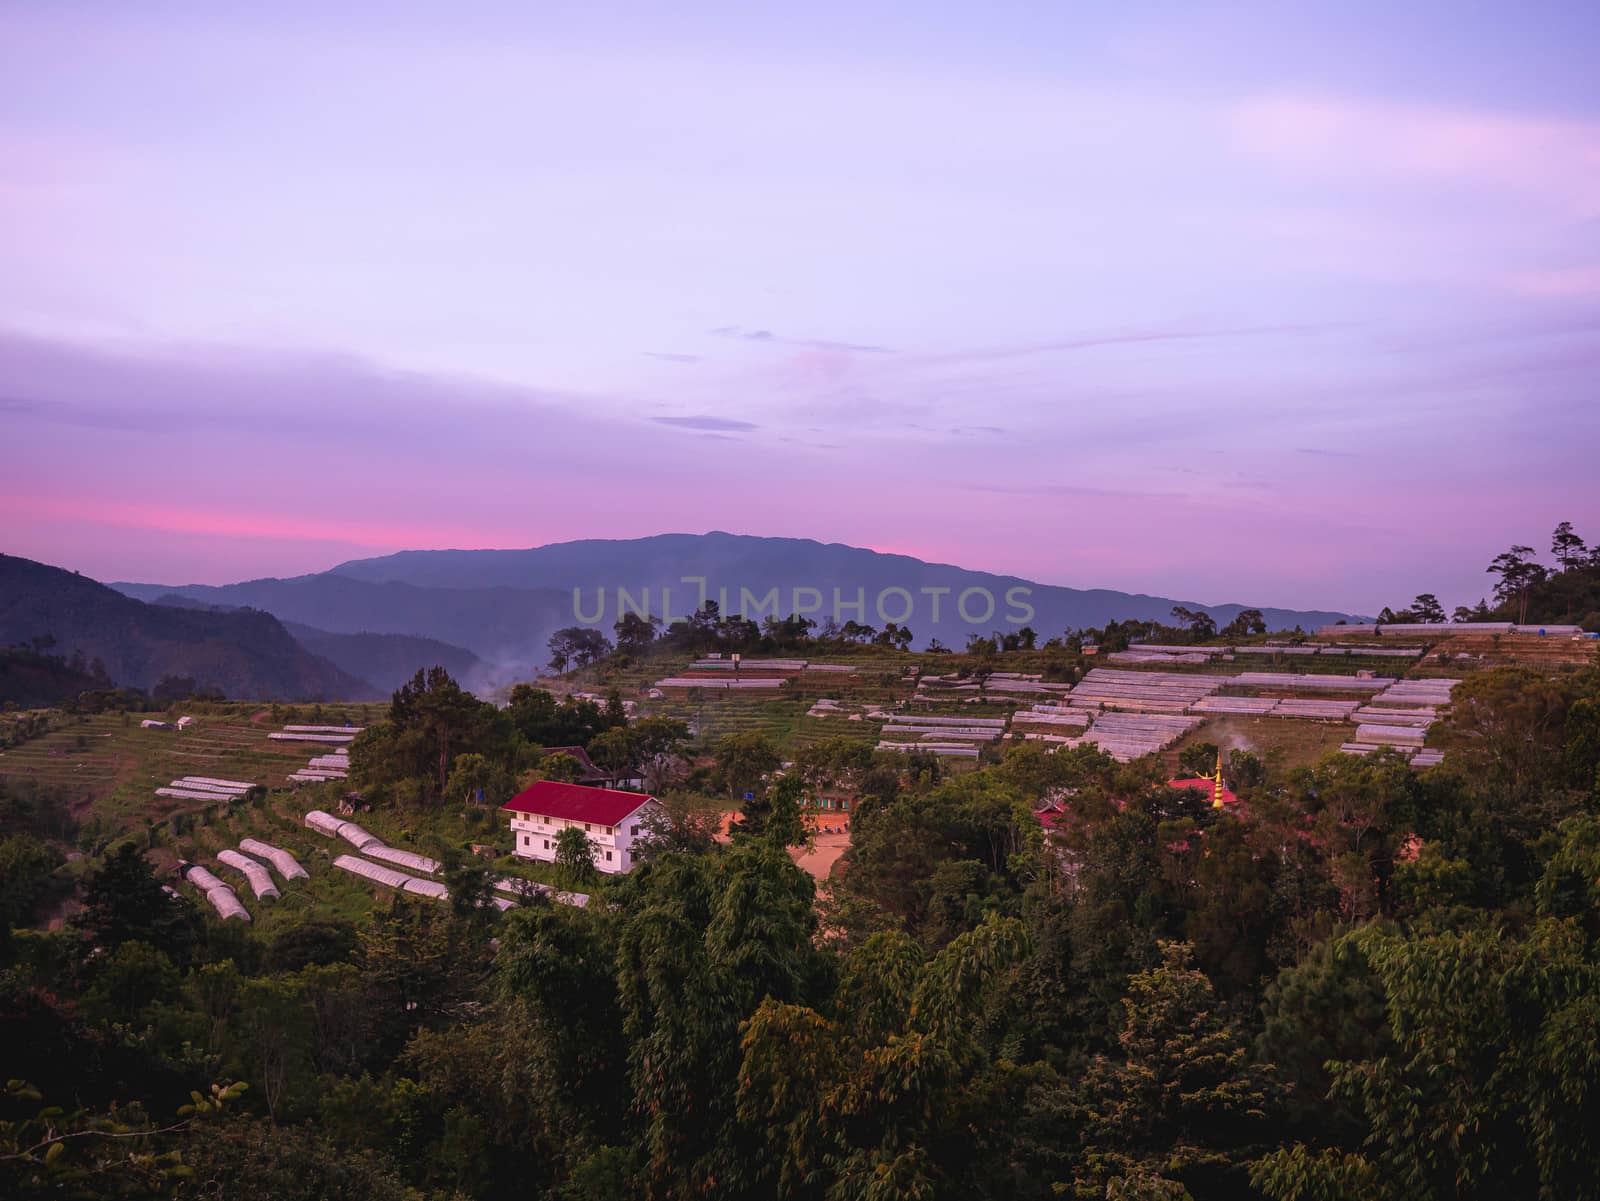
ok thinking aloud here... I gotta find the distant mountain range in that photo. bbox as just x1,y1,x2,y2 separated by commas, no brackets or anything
0,554,374,701
1,534,1368,703
114,574,572,676
132,591,488,695
112,532,1364,678
279,623,485,694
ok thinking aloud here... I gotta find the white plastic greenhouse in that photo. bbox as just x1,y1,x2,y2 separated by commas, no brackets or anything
217,849,281,900
239,838,309,881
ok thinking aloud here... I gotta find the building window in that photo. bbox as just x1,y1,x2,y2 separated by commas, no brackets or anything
631,825,640,836
605,851,613,861
585,823,592,832
543,839,550,850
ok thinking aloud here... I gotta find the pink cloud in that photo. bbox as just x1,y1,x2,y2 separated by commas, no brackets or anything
2,315,1593,612
1231,95,1600,216
0,493,526,553
1507,266,1600,297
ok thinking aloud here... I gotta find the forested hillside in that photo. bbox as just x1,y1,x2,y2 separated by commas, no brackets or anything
0,555,374,701
105,594,488,695
5,528,1598,1200
4,634,1599,1199
0,644,116,708
1375,520,1600,630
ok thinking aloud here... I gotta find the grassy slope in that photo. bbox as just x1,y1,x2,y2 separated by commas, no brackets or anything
0,703,390,827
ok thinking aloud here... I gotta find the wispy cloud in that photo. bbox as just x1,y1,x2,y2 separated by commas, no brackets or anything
642,351,701,363
711,326,893,354
650,414,760,432
961,480,1191,502
912,324,1333,367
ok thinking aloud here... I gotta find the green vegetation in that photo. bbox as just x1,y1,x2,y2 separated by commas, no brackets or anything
0,640,133,709
348,669,645,805
1376,520,1600,629
4,571,1600,1199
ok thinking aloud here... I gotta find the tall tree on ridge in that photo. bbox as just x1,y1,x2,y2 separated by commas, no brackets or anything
1410,593,1446,624
1487,545,1546,623
1551,521,1587,571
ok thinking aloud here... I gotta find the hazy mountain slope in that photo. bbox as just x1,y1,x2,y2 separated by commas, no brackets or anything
141,594,488,693
280,622,487,694
112,533,1362,678
330,531,1361,636
0,555,375,700
112,573,572,669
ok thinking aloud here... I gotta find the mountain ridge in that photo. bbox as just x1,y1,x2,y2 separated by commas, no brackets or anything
112,573,573,673
327,531,1366,624
113,533,1362,674
136,590,488,693
0,554,377,700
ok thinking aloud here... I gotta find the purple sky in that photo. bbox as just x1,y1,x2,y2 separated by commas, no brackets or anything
3,0,1597,613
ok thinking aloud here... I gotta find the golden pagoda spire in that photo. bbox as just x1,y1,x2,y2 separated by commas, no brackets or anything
1212,748,1225,809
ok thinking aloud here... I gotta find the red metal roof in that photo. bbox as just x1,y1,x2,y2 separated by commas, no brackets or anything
501,780,655,826
1168,777,1239,807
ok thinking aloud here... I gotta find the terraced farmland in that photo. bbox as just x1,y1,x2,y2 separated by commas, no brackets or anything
0,704,388,826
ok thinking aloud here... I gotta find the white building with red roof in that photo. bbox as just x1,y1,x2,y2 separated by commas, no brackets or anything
500,780,661,874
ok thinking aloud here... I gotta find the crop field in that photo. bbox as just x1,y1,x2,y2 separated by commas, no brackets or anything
0,703,390,827
566,643,1493,772
1169,714,1357,774
1416,633,1597,673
